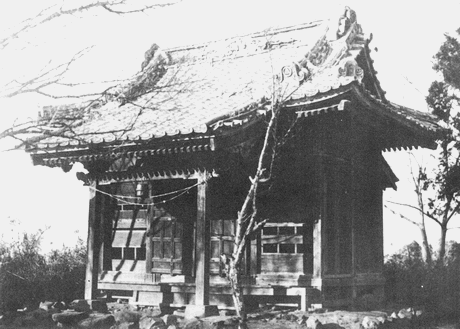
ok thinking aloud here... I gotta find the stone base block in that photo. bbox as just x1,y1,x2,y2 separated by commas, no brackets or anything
184,305,219,319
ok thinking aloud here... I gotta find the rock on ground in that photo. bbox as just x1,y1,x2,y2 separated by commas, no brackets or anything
52,311,89,325
139,316,166,329
77,313,115,329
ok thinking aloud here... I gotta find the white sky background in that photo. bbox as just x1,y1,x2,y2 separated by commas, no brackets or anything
0,0,459,254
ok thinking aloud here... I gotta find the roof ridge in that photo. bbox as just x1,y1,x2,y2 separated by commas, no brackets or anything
164,20,326,54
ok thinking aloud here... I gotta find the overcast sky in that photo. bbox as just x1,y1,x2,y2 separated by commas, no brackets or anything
0,0,459,254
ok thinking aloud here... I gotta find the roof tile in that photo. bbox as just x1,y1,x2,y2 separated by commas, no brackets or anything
28,11,443,152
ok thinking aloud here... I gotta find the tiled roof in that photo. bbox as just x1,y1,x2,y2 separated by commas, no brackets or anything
27,8,443,153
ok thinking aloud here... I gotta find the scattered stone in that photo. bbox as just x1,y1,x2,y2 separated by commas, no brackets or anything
297,315,308,325
390,312,398,319
115,309,142,324
285,313,298,321
142,307,162,318
162,314,178,326
69,300,91,312
78,313,115,329
350,313,360,323
52,311,89,325
306,316,322,329
115,322,140,329
39,301,54,311
54,301,67,310
182,318,203,329
397,308,413,320
200,316,229,329
139,316,166,329
69,299,108,313
361,316,380,329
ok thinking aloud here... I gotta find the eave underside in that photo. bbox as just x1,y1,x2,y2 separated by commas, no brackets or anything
28,87,442,172
290,86,442,152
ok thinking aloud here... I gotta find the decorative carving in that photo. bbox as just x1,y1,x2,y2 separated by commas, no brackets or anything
337,6,357,39
277,62,311,84
306,36,331,66
338,58,364,81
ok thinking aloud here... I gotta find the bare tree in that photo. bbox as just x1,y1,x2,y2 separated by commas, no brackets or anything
386,147,460,265
222,60,307,322
385,153,433,264
0,1,180,149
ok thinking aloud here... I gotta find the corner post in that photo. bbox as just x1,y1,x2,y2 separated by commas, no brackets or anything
313,218,322,279
311,149,325,307
195,171,210,306
85,180,100,300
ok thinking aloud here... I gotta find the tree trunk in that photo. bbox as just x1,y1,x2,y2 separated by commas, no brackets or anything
438,224,448,264
228,259,247,328
416,184,432,265
420,223,432,265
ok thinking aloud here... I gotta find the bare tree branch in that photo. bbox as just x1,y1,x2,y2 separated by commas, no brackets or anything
101,1,181,14
1,47,94,98
386,200,443,226
384,204,423,228
0,1,180,50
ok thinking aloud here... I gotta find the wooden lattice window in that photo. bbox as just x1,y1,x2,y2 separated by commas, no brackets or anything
260,223,307,273
111,207,148,273
150,215,184,275
262,223,305,254
210,219,235,274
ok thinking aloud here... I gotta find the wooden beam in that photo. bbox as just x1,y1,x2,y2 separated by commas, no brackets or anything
195,171,210,306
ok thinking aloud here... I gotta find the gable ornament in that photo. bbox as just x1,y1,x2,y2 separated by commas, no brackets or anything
338,58,363,82
337,6,357,39
277,62,311,85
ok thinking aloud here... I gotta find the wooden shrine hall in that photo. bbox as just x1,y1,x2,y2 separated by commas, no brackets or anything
27,8,444,311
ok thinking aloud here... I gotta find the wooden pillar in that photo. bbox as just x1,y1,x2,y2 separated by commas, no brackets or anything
146,206,153,274
185,171,218,319
98,185,112,272
312,150,325,281
377,188,384,272
311,148,326,306
312,218,322,278
350,113,358,299
85,180,100,300
195,171,210,306
250,233,260,276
